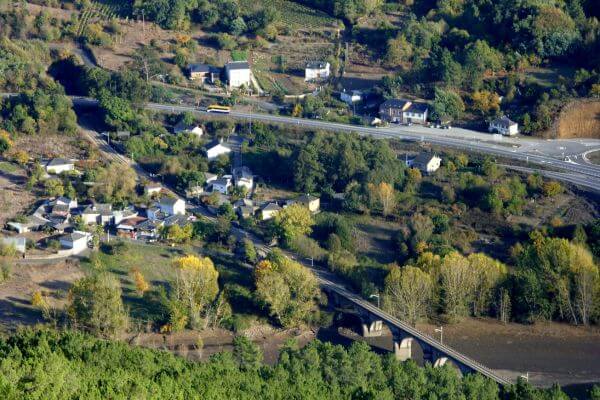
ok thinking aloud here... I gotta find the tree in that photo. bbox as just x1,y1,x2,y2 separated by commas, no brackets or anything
438,252,476,320
368,182,397,217
171,255,220,329
273,203,314,245
254,252,320,327
542,181,563,197
430,88,465,122
386,35,413,67
470,91,500,116
131,268,150,296
233,335,263,371
89,162,137,204
240,238,257,263
44,178,64,197
163,224,193,244
0,130,13,155
467,253,507,316
68,273,129,338
383,265,432,325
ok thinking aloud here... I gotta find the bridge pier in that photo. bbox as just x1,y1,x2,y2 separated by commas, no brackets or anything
361,319,384,337
393,337,414,361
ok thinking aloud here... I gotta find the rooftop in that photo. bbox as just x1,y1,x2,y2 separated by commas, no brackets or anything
306,61,329,69
412,152,439,165
226,61,250,70
492,116,518,128
47,158,73,167
262,202,282,212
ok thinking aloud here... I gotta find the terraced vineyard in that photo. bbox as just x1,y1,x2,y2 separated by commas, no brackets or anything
239,0,340,30
75,2,120,36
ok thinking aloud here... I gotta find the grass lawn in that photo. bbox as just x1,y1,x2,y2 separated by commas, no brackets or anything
238,0,339,30
80,241,258,325
0,161,20,174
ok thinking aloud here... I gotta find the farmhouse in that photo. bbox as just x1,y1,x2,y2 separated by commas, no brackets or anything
212,176,232,194
305,61,330,82
205,138,232,160
59,231,90,253
407,153,441,174
187,63,220,83
225,61,251,89
173,121,204,138
158,197,186,216
489,116,519,136
45,158,75,174
292,194,320,213
379,99,429,124
232,166,253,191
260,202,282,221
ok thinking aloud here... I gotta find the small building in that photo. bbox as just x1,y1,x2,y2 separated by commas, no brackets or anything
340,90,362,105
407,153,441,174
305,61,330,82
146,206,165,221
237,205,255,219
45,158,75,175
188,63,220,83
0,236,26,253
489,116,518,136
81,203,114,225
225,61,251,89
205,138,232,160
212,176,232,195
59,231,90,253
379,99,429,124
7,215,49,234
52,197,78,210
295,194,320,213
158,197,186,216
173,121,204,138
261,202,282,221
232,166,253,191
185,185,205,198
116,216,147,239
205,173,218,184
144,184,163,197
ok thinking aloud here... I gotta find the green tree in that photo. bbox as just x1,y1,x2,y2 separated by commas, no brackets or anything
430,88,465,122
383,265,432,325
273,203,314,245
233,335,263,371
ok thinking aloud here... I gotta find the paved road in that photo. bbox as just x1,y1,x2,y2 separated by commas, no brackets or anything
142,102,600,192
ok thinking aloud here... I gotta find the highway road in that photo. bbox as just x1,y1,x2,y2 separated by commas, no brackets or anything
141,101,600,192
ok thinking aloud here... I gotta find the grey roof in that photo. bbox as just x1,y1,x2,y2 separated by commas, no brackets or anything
82,205,100,215
226,61,250,70
61,231,88,242
238,206,255,216
174,120,201,133
297,194,318,203
234,198,254,207
54,196,74,205
491,116,517,128
159,197,182,206
233,166,253,180
380,99,411,109
306,61,328,69
213,178,231,186
262,203,282,212
47,158,73,167
205,138,228,149
51,204,70,214
164,214,190,227
406,102,429,114
189,63,212,73
412,152,438,165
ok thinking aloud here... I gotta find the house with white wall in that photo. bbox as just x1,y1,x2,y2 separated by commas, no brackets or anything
225,61,251,89
305,61,330,82
489,116,519,136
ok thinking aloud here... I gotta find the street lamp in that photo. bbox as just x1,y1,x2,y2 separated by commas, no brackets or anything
369,293,380,308
435,326,443,345
306,257,314,267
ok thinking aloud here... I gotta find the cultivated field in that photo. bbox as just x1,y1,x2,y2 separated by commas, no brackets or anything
556,100,600,139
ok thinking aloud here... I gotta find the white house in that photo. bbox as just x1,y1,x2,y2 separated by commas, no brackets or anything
212,176,232,194
59,231,90,253
379,99,429,124
173,121,204,138
294,194,320,213
340,90,362,105
0,236,26,253
45,158,75,174
305,61,330,82
232,166,253,191
225,61,251,89
144,184,163,197
158,197,186,216
489,116,518,136
52,196,78,210
261,202,282,221
205,139,232,160
407,153,441,174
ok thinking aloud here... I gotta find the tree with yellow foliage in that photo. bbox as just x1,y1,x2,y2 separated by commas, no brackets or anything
368,182,397,217
0,130,13,155
131,267,150,296
12,150,29,165
470,90,500,116
171,255,219,330
31,290,50,318
383,265,432,326
273,203,314,245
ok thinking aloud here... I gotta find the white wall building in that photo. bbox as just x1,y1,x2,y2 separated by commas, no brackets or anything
407,153,441,174
225,61,251,89
59,231,90,253
158,197,186,216
489,116,519,136
305,62,330,81
45,158,75,174
232,166,253,191
212,176,232,194
205,139,232,160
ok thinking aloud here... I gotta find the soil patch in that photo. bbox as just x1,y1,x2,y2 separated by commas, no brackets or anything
0,161,35,227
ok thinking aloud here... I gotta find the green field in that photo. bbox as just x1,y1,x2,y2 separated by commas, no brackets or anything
239,0,340,30
81,241,257,324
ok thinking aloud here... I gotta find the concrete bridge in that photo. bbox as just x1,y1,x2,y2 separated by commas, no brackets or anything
316,272,512,385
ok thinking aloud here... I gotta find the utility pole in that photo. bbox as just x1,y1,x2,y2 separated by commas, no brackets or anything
435,326,443,345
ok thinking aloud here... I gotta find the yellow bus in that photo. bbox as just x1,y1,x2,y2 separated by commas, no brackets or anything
207,104,232,114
